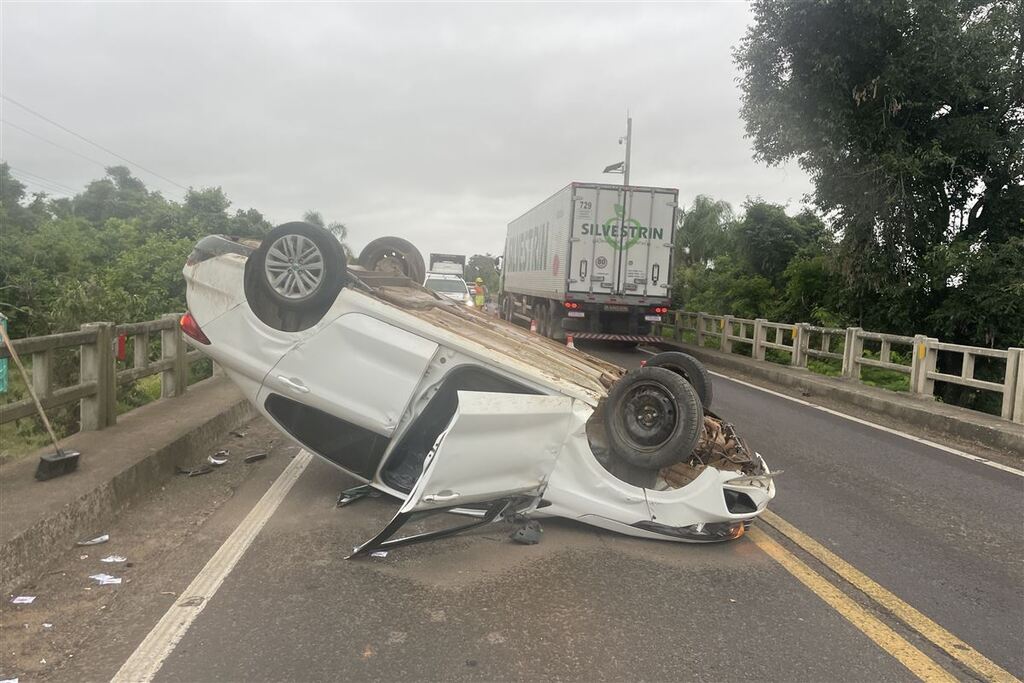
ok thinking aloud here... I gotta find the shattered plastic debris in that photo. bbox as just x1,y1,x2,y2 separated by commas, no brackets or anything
243,452,268,463
76,534,109,546
370,551,388,558
101,555,127,563
510,521,543,545
11,596,35,604
89,573,122,585
176,464,213,477
208,450,229,466
336,484,381,507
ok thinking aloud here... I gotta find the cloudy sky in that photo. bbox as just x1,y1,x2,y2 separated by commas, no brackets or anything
2,2,811,257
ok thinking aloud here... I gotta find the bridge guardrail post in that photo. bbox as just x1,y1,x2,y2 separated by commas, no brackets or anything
80,322,116,431
696,313,706,346
909,334,927,395
161,314,187,399
914,338,939,396
721,315,733,354
32,348,54,402
1012,348,1024,424
753,319,767,361
673,312,682,342
1002,348,1021,421
793,323,809,367
842,327,863,379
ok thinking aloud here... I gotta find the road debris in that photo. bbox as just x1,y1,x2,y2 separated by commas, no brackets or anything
89,573,122,585
336,484,381,507
208,450,229,466
370,550,388,558
10,596,35,604
76,533,109,546
243,452,268,463
176,464,213,477
510,520,543,545
42,623,53,630
0,676,20,683
101,555,127,563
230,430,247,438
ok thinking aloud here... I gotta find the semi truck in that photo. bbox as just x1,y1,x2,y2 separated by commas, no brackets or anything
499,182,677,342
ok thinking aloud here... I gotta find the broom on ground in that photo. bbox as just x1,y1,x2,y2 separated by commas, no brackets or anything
0,315,81,480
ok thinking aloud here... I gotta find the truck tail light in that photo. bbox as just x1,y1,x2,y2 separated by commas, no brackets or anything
563,301,581,310
180,312,211,345
649,306,669,315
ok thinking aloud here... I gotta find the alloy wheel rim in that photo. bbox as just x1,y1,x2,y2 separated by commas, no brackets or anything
264,235,325,299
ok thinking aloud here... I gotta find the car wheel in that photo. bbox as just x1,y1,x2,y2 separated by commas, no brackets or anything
644,351,713,409
358,236,426,283
249,221,347,311
605,367,703,469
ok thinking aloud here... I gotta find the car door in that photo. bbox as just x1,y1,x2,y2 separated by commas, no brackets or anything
350,391,576,556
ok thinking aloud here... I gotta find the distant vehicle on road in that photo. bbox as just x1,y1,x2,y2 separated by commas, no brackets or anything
428,253,466,277
424,272,473,306
181,222,775,556
501,182,676,342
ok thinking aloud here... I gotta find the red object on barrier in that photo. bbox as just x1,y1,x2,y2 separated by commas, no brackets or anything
566,334,576,350
116,334,127,361
530,319,537,334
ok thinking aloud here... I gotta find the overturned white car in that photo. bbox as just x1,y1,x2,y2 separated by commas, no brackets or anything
181,222,776,556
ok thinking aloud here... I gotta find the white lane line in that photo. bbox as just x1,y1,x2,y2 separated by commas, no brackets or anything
637,347,1024,477
112,450,313,683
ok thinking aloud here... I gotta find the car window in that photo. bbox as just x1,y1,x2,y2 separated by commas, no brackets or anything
425,278,468,293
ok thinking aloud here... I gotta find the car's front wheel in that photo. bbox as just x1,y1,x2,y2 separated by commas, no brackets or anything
245,221,347,329
606,367,703,469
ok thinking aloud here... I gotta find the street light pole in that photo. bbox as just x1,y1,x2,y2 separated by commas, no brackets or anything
623,113,632,187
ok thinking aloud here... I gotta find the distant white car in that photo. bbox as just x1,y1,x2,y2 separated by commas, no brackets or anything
423,272,473,307
181,222,776,556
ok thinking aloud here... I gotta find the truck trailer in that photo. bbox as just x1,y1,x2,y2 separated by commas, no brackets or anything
500,182,677,342
428,253,466,277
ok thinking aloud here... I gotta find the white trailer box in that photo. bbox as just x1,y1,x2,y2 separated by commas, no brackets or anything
502,182,677,340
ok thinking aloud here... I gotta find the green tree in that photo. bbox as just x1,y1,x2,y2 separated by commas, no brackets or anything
736,0,1024,347
675,195,734,268
303,210,351,257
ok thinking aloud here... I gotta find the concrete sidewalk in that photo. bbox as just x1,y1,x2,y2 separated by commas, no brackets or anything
0,377,256,595
648,340,1024,458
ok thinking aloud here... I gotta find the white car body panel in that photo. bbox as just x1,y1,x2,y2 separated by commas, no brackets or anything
402,392,574,512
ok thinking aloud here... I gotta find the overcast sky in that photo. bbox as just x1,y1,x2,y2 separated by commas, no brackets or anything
2,2,811,257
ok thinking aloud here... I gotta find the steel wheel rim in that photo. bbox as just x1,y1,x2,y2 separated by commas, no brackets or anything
620,381,677,448
264,234,325,300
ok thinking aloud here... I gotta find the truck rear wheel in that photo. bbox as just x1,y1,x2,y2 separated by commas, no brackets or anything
644,352,713,409
606,367,703,470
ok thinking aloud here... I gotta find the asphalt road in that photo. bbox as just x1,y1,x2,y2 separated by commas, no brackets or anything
5,343,1021,682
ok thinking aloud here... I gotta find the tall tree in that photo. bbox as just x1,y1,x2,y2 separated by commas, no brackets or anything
736,0,1023,346
675,195,734,267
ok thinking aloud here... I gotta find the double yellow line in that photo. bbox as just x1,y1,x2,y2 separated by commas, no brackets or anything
750,510,1020,683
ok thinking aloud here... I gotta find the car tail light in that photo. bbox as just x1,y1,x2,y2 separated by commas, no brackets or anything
180,311,211,345
563,301,581,310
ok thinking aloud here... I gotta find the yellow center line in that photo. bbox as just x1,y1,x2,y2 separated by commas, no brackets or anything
760,510,1020,683
748,526,957,682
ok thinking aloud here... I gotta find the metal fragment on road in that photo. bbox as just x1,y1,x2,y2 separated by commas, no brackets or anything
243,452,268,463
208,450,229,466
101,555,127,563
370,550,388,558
77,534,109,546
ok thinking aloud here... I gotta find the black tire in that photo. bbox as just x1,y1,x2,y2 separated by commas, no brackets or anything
248,221,347,311
645,351,713,409
605,366,703,469
358,236,426,283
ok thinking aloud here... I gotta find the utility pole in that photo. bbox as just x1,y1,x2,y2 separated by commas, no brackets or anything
623,113,632,187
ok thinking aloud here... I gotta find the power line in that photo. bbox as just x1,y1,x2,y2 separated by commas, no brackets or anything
2,119,111,170
1,94,188,191
8,165,78,194
9,172,72,198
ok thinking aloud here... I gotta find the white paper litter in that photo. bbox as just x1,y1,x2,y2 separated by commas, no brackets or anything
77,534,110,546
370,551,388,558
10,596,35,604
1,677,20,683
89,573,122,585
100,555,127,563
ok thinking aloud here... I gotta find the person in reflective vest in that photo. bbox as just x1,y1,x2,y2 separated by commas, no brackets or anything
473,277,487,308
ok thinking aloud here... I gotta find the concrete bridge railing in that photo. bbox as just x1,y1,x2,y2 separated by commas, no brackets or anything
656,311,1024,424
0,314,205,432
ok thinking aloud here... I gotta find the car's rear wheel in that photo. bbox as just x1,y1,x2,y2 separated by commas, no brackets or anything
644,351,713,408
358,236,425,283
606,367,703,469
